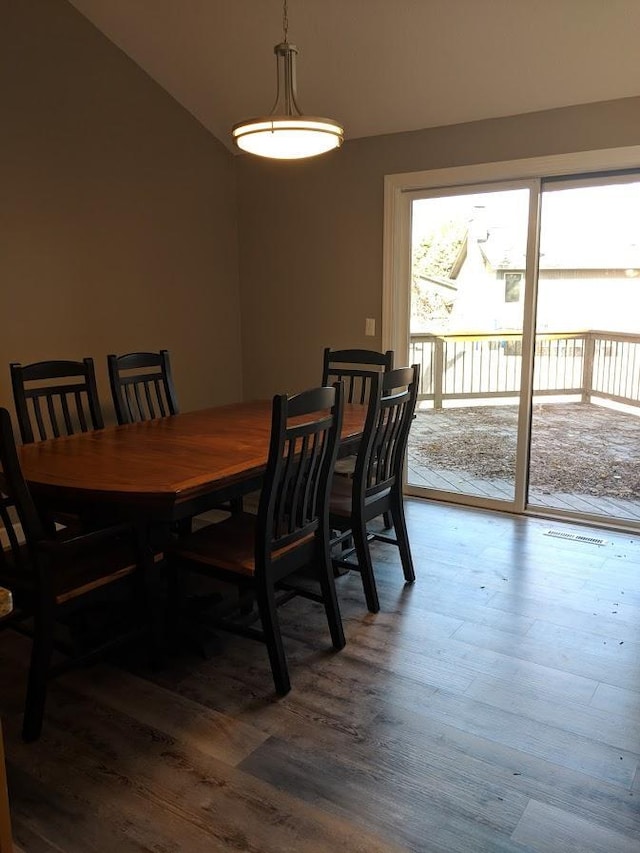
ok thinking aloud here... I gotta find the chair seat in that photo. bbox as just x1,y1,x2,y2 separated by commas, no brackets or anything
172,513,314,577
1,536,139,606
172,513,258,576
53,538,140,604
329,477,392,520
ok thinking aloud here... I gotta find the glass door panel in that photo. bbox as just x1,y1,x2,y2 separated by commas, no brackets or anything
528,178,640,523
408,187,532,505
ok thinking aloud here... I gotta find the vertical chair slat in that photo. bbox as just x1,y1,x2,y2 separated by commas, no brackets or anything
31,398,47,442
47,395,60,438
60,392,74,436
289,434,309,532
133,382,146,421
75,390,88,432
124,384,136,423
152,379,166,417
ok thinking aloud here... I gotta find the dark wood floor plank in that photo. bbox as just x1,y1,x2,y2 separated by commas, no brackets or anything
239,733,531,853
511,798,640,852
60,665,269,767
5,687,408,853
451,618,640,690
487,588,640,644
581,579,640,609
462,674,640,753
8,762,150,853
525,618,640,662
163,660,382,749
336,572,538,637
375,681,637,787
367,696,640,841
590,682,640,716
412,636,599,706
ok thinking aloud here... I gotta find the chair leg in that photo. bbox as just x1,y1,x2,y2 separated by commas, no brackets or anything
317,548,346,650
255,582,290,695
238,584,254,616
352,520,380,613
382,511,393,530
390,490,415,583
166,558,187,637
23,598,55,742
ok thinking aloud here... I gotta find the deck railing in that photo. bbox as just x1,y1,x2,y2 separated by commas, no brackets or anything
409,330,640,409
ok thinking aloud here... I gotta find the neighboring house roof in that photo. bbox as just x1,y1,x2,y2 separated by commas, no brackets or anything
414,273,458,292
449,236,468,279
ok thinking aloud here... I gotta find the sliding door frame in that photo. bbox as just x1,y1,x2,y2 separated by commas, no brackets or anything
383,145,640,515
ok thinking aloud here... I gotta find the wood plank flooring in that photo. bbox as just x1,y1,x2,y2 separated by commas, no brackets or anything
1,499,640,852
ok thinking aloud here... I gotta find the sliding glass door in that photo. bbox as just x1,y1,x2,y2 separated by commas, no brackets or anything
398,168,640,526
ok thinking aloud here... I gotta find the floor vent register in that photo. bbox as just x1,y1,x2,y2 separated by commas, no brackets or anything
544,529,608,546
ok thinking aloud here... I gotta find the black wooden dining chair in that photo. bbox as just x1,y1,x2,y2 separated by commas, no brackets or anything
168,383,346,695
0,407,154,741
322,347,394,404
322,347,395,526
108,350,240,523
107,350,179,424
10,358,104,444
329,365,420,613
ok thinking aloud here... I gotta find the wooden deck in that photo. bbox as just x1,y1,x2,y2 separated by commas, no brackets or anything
408,404,640,523
1,499,640,851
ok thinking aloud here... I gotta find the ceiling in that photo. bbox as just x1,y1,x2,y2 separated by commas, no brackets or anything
68,0,640,154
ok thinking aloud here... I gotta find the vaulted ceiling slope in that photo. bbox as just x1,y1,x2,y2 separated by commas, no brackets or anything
68,0,640,153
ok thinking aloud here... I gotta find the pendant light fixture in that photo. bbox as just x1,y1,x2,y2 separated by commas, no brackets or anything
232,0,344,160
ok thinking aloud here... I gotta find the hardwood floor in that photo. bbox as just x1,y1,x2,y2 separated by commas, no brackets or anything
1,499,640,852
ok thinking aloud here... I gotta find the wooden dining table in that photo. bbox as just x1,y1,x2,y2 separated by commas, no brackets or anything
18,400,367,526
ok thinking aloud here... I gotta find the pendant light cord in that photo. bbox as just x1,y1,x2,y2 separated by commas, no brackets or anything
283,0,289,44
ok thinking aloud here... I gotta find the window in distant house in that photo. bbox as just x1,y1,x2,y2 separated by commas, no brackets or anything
505,272,523,302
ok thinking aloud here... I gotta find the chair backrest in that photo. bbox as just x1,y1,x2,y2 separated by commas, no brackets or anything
354,365,420,502
0,408,46,579
10,359,104,444
107,350,179,424
322,348,394,404
257,384,344,568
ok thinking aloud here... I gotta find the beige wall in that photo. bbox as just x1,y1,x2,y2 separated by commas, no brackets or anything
1,0,242,422
237,96,640,399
